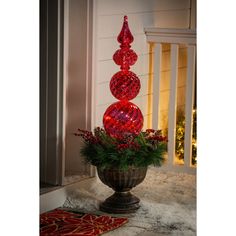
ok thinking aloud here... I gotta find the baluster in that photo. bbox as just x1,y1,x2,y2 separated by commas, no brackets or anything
184,45,196,167
152,43,162,130
168,44,179,165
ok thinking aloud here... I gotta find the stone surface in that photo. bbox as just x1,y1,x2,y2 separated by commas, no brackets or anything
63,167,196,235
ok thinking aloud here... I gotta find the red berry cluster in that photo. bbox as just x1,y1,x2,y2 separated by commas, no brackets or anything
116,143,129,150
74,129,100,144
148,136,168,142
116,142,140,151
115,132,140,151
74,127,167,151
144,129,168,143
146,129,155,133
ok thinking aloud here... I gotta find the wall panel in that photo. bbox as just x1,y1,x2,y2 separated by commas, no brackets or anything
97,0,190,16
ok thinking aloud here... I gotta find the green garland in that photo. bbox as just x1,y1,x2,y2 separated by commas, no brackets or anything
75,128,168,170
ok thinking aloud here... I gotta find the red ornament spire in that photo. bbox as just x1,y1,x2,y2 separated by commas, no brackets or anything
117,15,134,46
103,16,143,139
113,16,137,71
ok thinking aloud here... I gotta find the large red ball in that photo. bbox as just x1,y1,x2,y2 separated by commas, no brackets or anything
110,71,140,101
103,101,143,139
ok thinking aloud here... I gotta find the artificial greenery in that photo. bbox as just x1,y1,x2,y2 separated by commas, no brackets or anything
74,127,167,170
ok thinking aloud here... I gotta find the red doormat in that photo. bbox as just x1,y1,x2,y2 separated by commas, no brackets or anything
40,208,128,236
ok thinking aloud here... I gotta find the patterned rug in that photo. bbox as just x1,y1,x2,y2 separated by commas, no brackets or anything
40,208,128,236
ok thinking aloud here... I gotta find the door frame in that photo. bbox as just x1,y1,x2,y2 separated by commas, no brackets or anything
40,0,94,186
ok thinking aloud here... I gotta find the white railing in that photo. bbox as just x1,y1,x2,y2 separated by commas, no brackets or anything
145,28,196,174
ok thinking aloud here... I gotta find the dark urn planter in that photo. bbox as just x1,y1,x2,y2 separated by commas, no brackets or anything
97,166,147,214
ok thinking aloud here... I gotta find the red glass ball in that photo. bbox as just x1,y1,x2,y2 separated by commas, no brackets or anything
113,48,137,70
110,71,140,101
103,101,143,139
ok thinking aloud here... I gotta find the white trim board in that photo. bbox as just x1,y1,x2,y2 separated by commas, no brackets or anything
144,28,196,45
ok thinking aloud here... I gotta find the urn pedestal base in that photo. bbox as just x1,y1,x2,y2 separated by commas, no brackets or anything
97,166,147,214
100,191,140,214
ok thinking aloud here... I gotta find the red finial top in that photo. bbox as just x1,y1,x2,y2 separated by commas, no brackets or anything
113,15,137,70
117,16,134,46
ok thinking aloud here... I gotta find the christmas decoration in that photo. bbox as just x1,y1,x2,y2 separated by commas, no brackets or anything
103,101,143,139
74,16,167,170
75,127,167,170
103,16,143,139
75,16,167,214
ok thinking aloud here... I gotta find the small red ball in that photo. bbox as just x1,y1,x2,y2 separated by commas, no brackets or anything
103,101,143,139
110,71,140,101
113,48,137,70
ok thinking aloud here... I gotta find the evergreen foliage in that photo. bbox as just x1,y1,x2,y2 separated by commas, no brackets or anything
74,127,168,170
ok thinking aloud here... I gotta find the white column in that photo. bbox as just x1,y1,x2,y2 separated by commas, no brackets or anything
184,45,196,167
152,43,162,130
168,44,179,165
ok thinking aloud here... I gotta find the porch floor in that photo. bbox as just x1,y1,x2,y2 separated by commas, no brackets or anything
63,167,196,235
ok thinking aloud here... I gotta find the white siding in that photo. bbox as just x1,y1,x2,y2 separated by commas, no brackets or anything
97,0,190,15
94,0,192,128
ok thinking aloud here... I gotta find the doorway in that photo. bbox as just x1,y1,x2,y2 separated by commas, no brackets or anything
40,0,94,191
